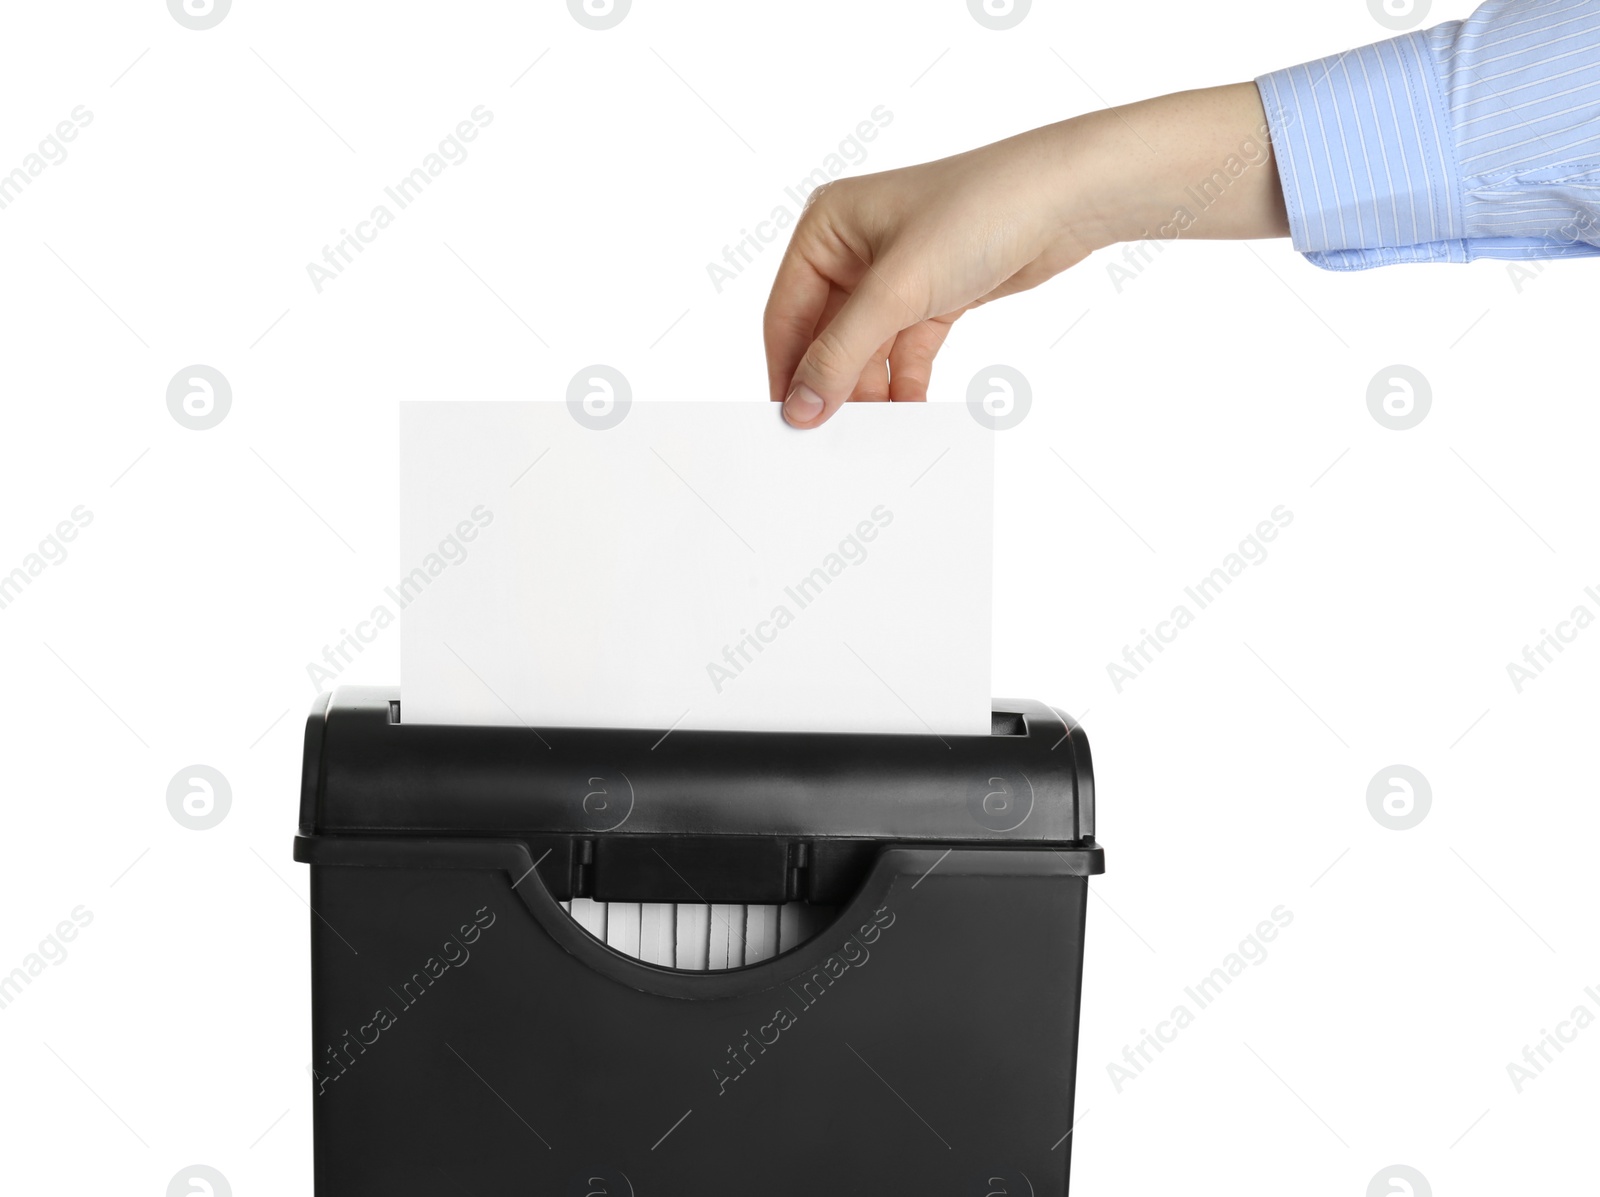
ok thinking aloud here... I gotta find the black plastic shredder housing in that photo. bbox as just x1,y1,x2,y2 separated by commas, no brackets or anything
295,685,1104,1195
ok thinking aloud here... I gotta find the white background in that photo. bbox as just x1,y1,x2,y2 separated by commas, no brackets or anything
1,0,1594,1193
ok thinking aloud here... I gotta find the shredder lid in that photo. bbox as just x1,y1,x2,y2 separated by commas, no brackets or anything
300,685,1095,844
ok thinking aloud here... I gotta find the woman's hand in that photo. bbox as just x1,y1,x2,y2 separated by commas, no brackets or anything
765,82,1289,427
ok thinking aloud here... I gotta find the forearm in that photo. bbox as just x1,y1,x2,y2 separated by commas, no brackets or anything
765,81,1296,422
1047,82,1290,254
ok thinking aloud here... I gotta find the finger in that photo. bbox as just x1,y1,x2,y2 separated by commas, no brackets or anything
763,213,872,406
886,318,957,403
850,335,896,403
811,283,849,342
763,250,837,405
782,262,925,428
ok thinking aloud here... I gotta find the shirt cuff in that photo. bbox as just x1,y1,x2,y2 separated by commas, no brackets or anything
1256,32,1466,270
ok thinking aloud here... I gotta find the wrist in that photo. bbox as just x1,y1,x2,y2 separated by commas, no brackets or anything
1048,107,1190,253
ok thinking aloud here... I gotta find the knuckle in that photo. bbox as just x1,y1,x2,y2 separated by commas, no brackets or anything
800,177,848,217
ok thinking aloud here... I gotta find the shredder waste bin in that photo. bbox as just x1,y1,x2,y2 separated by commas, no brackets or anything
295,685,1104,1194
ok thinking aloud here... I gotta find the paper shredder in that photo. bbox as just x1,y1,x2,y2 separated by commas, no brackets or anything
295,685,1103,1194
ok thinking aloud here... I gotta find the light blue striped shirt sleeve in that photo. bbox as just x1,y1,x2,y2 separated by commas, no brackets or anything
1256,0,1600,269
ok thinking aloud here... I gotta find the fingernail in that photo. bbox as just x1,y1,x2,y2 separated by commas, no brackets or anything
783,384,824,425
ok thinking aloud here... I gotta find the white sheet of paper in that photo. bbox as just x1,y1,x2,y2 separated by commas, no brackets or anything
399,401,992,734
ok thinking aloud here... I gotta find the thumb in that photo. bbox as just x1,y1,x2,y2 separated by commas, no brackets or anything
782,267,919,428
